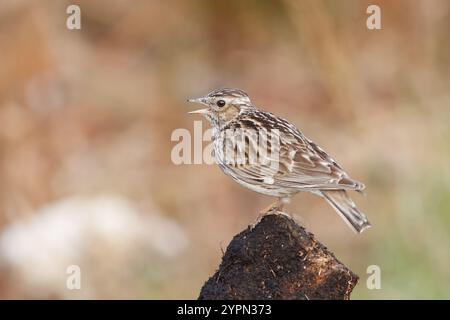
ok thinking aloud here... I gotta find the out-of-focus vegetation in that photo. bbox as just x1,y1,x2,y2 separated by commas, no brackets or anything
0,0,449,299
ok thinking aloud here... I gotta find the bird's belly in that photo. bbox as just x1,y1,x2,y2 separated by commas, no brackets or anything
213,138,293,198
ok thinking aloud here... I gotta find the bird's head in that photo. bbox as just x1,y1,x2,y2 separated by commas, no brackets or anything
188,88,252,126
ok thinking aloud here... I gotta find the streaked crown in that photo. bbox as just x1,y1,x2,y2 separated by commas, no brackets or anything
206,88,250,101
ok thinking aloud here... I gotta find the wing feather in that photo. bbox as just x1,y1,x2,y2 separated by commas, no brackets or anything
220,110,365,192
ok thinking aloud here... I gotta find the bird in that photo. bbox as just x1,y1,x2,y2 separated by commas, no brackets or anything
188,88,371,233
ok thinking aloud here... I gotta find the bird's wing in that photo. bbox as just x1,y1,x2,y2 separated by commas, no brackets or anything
274,135,365,191
229,110,364,191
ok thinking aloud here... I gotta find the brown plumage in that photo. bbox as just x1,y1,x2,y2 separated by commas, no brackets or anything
188,88,370,233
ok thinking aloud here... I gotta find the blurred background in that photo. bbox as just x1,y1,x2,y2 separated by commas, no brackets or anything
0,0,449,299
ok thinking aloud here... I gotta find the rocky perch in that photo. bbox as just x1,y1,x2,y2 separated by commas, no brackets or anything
199,214,358,300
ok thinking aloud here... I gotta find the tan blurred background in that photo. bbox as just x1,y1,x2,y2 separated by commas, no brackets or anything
0,0,449,299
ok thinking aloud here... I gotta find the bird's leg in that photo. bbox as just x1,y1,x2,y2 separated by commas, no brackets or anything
260,199,283,215
250,197,290,229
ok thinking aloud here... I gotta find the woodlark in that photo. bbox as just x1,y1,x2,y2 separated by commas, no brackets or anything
188,88,370,233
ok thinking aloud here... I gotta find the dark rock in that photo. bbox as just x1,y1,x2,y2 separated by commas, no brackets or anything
199,214,358,300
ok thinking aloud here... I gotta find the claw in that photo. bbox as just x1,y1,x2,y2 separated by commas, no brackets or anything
250,198,288,230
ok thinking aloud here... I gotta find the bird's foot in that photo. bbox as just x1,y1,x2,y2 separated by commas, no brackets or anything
250,201,286,230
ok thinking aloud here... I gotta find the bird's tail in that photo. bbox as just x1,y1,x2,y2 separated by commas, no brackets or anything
320,190,371,233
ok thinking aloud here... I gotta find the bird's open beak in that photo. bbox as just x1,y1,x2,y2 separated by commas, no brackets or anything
187,97,209,115
188,108,209,115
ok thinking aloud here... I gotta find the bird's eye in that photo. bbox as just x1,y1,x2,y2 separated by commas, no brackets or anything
216,100,226,108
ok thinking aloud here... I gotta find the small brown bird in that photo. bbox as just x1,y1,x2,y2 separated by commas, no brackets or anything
188,88,370,233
